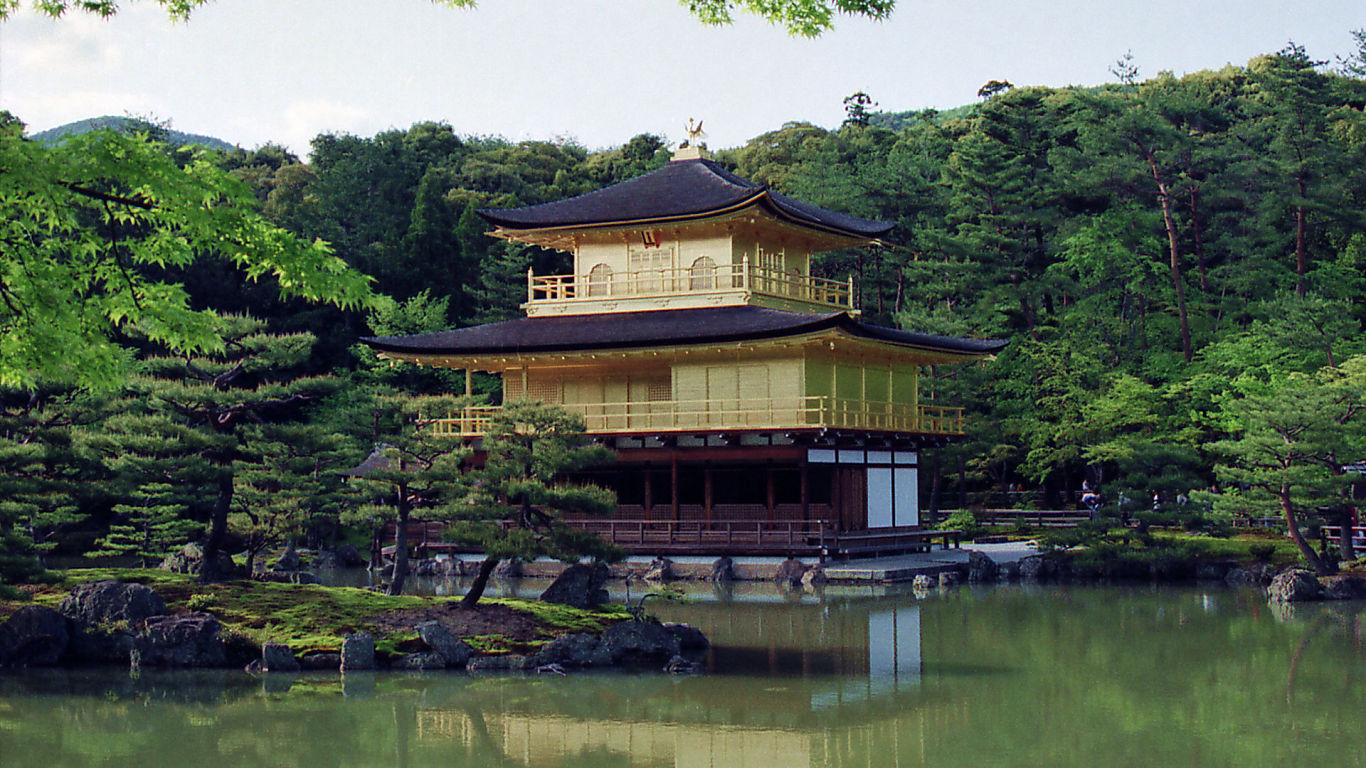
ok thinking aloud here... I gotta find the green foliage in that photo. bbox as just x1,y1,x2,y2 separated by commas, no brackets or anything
0,118,376,392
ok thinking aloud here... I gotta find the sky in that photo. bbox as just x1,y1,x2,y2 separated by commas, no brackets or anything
0,0,1361,159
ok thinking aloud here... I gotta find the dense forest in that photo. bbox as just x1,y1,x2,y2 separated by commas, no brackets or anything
5,38,1366,580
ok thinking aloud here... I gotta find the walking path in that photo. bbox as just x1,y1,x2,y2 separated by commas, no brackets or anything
821,540,1040,583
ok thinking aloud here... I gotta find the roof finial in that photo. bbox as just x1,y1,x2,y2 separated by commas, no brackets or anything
672,118,708,161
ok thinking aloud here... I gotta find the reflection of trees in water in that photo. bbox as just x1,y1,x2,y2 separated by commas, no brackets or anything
5,591,1366,768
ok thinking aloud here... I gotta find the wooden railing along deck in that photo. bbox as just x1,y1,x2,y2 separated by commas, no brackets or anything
379,519,959,559
527,259,855,312
430,398,964,438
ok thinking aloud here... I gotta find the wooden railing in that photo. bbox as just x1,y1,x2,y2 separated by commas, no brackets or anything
526,258,854,311
431,398,965,437
380,518,960,558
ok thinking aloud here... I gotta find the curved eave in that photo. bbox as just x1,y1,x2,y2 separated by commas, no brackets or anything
487,192,890,252
364,317,1003,370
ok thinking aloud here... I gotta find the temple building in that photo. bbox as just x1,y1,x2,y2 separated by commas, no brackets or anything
362,140,1004,558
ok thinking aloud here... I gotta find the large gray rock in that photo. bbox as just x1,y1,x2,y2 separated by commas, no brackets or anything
601,620,680,664
939,571,960,588
1323,575,1366,600
134,612,228,667
493,558,522,578
540,563,610,609
60,580,167,628
1267,568,1324,603
341,632,375,671
416,621,475,668
533,632,614,667
801,567,827,590
911,574,935,590
1018,556,1049,582
261,643,299,672
967,551,1000,583
0,605,70,667
773,558,807,588
663,623,710,654
159,543,241,579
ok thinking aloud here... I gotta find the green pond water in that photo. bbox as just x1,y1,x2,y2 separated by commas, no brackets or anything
2,583,1364,767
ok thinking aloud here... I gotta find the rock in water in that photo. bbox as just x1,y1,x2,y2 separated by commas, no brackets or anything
416,621,474,668
135,612,227,667
394,651,447,671
532,632,613,667
601,621,680,665
60,580,167,627
0,605,71,667
261,642,300,672
967,551,999,583
773,558,806,588
911,574,935,590
1267,569,1324,603
341,632,375,671
540,563,610,609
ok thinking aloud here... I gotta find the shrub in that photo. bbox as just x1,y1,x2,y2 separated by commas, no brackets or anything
1248,543,1276,563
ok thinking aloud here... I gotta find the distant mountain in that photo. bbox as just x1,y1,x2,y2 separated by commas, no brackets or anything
30,116,236,152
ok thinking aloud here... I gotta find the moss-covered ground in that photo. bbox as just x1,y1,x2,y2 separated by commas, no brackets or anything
1,568,630,657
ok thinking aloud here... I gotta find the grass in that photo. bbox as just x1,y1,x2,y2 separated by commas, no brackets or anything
2,568,630,657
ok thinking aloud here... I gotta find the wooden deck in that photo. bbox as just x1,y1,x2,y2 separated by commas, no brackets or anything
378,520,960,561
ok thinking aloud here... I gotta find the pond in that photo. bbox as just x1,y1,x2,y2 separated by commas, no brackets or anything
1,582,1363,767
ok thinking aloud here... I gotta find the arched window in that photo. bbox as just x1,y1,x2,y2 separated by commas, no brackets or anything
586,263,612,296
689,256,716,291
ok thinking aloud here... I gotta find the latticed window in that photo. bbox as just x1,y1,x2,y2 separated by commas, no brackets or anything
586,263,612,296
689,256,716,291
526,379,561,403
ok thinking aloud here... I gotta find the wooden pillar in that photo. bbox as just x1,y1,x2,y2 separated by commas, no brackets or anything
800,462,810,521
704,464,713,524
765,465,775,521
671,455,680,522
643,467,653,520
464,368,472,397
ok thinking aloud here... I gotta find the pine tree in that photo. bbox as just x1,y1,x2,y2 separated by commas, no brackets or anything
447,401,620,608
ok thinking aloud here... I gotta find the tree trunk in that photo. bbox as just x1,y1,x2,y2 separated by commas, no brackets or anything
1280,488,1330,575
1147,156,1193,363
200,472,233,584
461,556,500,608
387,488,411,596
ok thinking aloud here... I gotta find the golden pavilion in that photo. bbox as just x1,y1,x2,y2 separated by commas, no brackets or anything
362,140,1004,558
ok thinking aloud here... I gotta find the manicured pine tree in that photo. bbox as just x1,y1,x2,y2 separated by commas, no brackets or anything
111,315,339,582
341,392,470,596
447,401,620,609
89,481,198,567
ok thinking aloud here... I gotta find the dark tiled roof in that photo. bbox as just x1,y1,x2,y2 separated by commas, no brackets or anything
361,306,1006,357
477,159,893,239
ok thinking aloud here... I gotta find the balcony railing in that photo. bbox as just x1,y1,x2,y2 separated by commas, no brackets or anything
430,398,965,438
526,257,855,311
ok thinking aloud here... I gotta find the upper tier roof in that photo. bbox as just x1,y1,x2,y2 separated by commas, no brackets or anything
477,158,894,240
362,306,1006,359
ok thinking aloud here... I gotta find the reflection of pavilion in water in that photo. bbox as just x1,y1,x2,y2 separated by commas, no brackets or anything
413,600,931,768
